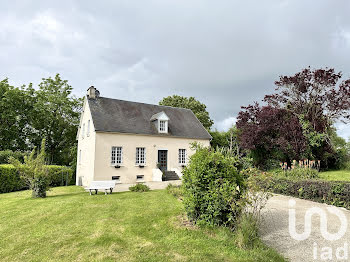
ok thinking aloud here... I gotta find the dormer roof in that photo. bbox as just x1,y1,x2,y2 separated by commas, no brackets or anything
150,111,169,121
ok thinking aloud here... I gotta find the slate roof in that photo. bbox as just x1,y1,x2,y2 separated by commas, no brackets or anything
88,97,212,140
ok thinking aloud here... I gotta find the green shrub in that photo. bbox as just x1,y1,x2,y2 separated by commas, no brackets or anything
182,145,245,228
46,166,74,187
259,177,350,209
0,164,73,194
166,184,183,199
234,214,259,249
273,167,319,180
0,150,27,164
129,183,150,192
0,165,26,193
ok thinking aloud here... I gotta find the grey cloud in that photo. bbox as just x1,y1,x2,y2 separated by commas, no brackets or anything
0,0,349,138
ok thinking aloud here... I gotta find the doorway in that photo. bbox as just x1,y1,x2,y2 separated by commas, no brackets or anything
158,150,168,172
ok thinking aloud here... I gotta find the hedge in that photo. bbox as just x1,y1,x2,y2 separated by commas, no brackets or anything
0,164,74,194
0,150,27,164
0,165,26,193
260,177,350,209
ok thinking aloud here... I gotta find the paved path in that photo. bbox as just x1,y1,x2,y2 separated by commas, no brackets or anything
260,194,350,262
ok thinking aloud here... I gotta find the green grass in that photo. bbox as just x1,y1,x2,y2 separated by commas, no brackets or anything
319,169,350,182
0,186,284,262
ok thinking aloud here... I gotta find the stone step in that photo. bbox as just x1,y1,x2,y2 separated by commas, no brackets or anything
163,171,180,181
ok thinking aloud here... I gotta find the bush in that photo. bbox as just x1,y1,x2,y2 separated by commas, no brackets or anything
182,145,245,228
272,167,319,180
0,164,73,194
166,184,183,199
259,177,350,209
46,166,74,187
129,183,150,192
0,165,26,193
0,150,27,164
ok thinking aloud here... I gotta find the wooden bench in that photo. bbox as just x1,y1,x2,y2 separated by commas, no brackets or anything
86,181,117,195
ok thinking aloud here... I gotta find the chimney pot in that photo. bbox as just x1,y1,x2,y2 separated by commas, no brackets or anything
87,86,99,99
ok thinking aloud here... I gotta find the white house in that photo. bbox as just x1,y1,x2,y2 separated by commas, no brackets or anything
76,86,211,187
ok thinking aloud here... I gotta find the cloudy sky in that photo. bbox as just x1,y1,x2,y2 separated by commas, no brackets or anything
1,0,349,139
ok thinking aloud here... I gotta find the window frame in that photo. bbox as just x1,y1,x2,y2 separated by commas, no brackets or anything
111,146,123,165
87,120,91,137
136,147,146,165
159,120,166,133
178,149,187,165
82,123,85,139
79,150,82,165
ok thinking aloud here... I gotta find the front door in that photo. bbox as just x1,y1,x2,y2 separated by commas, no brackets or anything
158,150,168,172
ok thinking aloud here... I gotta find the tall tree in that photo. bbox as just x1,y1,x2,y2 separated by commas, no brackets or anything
264,67,350,163
237,104,307,168
0,79,34,151
159,95,214,129
264,67,350,132
30,74,82,165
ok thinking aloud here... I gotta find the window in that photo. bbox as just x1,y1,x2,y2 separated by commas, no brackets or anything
87,120,91,137
159,120,166,132
112,176,120,182
79,150,82,165
82,123,85,138
179,149,186,165
136,175,144,181
111,146,123,165
136,147,146,165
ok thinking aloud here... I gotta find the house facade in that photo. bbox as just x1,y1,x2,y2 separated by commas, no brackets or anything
76,87,211,187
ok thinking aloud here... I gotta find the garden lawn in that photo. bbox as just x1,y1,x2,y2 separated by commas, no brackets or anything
0,186,284,262
319,170,350,182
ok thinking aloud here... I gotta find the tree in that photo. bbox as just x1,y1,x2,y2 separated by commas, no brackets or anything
237,104,307,168
30,74,82,165
9,139,49,198
159,95,214,129
264,67,350,164
0,79,35,151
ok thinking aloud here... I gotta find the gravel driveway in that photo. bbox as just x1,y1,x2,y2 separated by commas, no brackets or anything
260,194,350,262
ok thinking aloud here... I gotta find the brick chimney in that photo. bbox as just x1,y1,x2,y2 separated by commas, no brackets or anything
87,86,99,99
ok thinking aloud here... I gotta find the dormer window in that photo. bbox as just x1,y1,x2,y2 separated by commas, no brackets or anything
159,120,167,133
150,111,169,134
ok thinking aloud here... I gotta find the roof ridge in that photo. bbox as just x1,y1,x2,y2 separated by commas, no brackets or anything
94,96,192,111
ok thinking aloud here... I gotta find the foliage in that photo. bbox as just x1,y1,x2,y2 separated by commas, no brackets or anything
0,164,74,194
182,144,245,228
234,213,260,249
237,104,307,168
0,187,285,262
209,130,230,148
272,167,319,180
30,74,82,165
129,183,150,192
265,67,350,165
166,183,183,199
259,177,350,209
0,150,27,164
159,95,214,129
265,67,350,125
9,139,49,198
0,79,35,151
235,169,272,249
0,165,25,193
46,165,74,187
0,75,82,166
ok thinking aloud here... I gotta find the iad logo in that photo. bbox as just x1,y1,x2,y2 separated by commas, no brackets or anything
288,199,348,260
288,199,347,241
